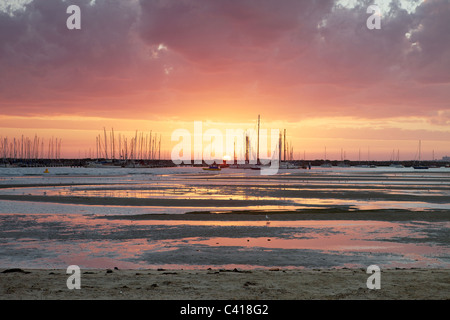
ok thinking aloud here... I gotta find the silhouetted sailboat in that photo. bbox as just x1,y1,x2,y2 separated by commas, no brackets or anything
414,140,428,169
320,147,332,167
203,165,221,171
337,148,350,167
389,149,404,168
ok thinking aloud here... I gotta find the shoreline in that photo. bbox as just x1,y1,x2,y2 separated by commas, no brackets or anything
1,189,449,205
0,195,284,207
1,268,449,300
100,209,450,222
0,194,449,222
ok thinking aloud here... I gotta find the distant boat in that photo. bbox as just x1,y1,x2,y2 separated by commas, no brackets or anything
84,161,105,168
229,163,253,169
321,147,332,167
389,149,403,168
280,162,298,169
228,115,262,170
85,160,122,168
203,165,221,171
413,140,429,170
337,149,349,167
355,147,376,168
337,162,350,167
251,163,276,170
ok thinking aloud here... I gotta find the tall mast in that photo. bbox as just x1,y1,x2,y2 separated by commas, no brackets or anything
245,133,249,164
159,135,161,160
257,115,260,164
279,132,282,163
234,141,236,164
150,134,153,160
103,127,108,160
134,130,138,160
419,140,421,161
112,128,115,160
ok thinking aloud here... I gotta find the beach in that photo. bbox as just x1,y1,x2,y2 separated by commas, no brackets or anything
1,267,449,300
0,166,449,300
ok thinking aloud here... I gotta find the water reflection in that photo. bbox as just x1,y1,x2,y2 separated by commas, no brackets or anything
1,166,449,269
0,214,448,269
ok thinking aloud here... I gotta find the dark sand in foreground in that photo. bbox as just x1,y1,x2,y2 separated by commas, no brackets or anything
1,268,449,300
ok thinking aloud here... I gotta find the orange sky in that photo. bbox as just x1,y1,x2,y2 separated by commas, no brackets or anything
1,0,449,160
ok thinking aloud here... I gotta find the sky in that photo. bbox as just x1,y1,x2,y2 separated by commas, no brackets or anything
0,0,449,160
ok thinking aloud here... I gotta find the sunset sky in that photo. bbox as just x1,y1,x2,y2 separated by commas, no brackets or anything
1,0,449,160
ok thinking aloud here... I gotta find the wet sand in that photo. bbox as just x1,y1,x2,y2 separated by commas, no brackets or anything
1,268,448,300
0,194,284,207
103,208,450,222
1,191,449,222
1,168,449,301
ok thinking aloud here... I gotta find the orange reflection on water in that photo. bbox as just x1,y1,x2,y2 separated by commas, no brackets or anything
183,236,441,255
3,213,449,269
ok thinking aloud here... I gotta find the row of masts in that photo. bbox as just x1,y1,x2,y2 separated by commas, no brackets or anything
276,128,294,162
1,135,62,160
390,149,401,162
93,128,162,161
239,115,294,164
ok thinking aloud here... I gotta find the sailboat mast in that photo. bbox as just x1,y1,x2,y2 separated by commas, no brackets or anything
112,128,115,161
419,140,421,161
257,115,260,164
278,132,282,163
103,127,108,160
234,141,236,165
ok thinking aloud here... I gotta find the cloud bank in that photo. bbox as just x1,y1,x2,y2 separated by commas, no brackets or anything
0,0,449,125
